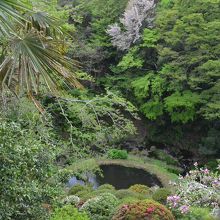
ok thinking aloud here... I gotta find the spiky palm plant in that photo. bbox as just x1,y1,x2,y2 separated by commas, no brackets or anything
0,0,81,102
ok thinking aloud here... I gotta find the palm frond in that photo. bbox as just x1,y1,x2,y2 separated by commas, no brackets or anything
0,0,82,100
28,11,63,36
0,32,82,96
0,0,29,35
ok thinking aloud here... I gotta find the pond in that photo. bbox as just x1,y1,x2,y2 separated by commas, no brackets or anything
68,164,162,189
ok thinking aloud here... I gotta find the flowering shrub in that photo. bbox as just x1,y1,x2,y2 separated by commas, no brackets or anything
175,207,216,220
62,195,80,206
167,195,181,209
129,184,150,194
167,163,220,217
80,193,119,220
112,199,175,220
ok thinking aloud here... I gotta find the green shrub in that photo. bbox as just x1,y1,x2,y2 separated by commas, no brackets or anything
75,193,93,201
0,119,59,220
152,188,171,204
114,189,148,200
129,184,150,194
179,207,216,220
69,185,92,195
114,189,138,199
50,205,89,220
98,184,115,191
95,189,116,196
112,199,175,220
107,149,128,159
80,193,119,220
149,186,160,193
119,197,140,205
62,195,80,206
58,168,76,183
75,189,94,200
79,189,115,201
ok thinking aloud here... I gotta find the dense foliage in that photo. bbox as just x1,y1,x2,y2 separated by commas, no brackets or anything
0,0,220,219
0,117,59,220
69,0,128,74
98,0,220,156
44,91,137,160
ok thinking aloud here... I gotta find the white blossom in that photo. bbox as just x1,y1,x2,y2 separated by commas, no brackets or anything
107,0,156,50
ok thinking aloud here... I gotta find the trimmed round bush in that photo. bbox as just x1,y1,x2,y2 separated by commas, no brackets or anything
107,149,128,159
115,189,148,200
62,195,80,206
112,199,175,220
98,184,115,191
119,197,140,205
75,189,94,200
150,186,160,193
129,184,150,194
114,189,138,199
152,188,171,204
50,205,89,220
69,184,92,195
79,189,116,201
80,193,119,220
94,189,115,196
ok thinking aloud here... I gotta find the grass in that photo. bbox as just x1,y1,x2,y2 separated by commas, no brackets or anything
64,155,178,189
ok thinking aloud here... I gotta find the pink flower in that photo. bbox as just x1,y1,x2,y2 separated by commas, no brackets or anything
167,195,180,202
122,205,129,210
167,195,181,208
146,207,155,214
179,205,190,214
212,180,220,186
203,168,209,174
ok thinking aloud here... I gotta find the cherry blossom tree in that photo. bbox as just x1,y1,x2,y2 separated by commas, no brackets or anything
107,0,156,50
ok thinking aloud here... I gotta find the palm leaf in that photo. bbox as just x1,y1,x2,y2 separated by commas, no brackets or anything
0,0,29,35
0,0,82,100
1,32,82,95
27,11,63,36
